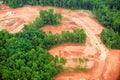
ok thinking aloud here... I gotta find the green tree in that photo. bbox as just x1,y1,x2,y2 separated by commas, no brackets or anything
6,38,33,56
40,9,61,25
101,29,120,49
1,47,66,80
7,0,23,8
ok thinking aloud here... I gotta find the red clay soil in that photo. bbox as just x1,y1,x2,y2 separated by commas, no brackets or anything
49,44,100,72
0,5,120,80
101,50,120,80
0,5,39,33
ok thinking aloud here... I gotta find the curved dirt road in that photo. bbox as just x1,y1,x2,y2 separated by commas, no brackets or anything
0,5,120,80
51,11,120,80
52,13,109,80
66,15,108,60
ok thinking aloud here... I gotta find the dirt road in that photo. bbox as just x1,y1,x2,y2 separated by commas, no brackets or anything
0,5,120,80
50,11,120,80
64,15,108,60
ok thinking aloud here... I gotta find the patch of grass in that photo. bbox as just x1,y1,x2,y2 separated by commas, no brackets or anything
80,67,88,72
73,58,89,72
73,58,78,63
74,65,81,71
74,65,88,72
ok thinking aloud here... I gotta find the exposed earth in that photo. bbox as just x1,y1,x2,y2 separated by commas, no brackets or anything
0,4,120,80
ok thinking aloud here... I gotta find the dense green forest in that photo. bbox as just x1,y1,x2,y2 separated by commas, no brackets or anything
101,29,120,49
0,9,86,80
3,0,120,49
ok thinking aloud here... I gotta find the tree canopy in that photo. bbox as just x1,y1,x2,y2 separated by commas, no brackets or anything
3,0,120,35
101,29,120,49
23,9,61,31
0,9,86,80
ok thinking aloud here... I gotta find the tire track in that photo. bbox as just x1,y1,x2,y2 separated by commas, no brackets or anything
63,15,108,61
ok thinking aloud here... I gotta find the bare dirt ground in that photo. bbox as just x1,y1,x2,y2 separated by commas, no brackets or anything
0,4,39,33
0,4,120,80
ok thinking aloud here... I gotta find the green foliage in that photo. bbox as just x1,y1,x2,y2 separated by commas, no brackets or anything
4,0,23,8
74,65,88,72
101,29,120,49
0,30,13,47
4,0,94,9
73,29,86,43
25,0,39,5
73,57,89,72
94,0,120,49
40,9,62,25
73,58,78,63
6,38,33,56
74,65,81,71
1,49,65,80
3,0,120,35
0,30,13,63
0,28,86,80
61,29,86,44
23,9,61,31
4,0,120,35
23,17,44,31
43,28,86,49
0,29,67,80
16,29,45,48
95,8,120,35
104,0,120,10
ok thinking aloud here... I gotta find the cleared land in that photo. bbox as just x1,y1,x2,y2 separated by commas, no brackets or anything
0,4,120,80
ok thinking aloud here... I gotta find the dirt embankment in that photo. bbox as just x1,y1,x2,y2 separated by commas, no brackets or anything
0,5,120,80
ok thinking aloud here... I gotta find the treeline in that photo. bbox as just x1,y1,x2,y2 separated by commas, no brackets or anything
3,0,120,35
23,9,86,49
95,0,120,49
94,0,120,35
3,0,93,9
14,0,119,49
43,29,86,49
17,28,86,50
24,9,61,31
0,29,86,80
101,29,120,49
0,30,66,80
0,9,86,79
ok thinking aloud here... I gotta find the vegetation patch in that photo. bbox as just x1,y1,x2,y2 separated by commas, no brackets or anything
73,58,89,72
0,9,86,80
101,29,120,49
3,0,120,49
24,9,61,31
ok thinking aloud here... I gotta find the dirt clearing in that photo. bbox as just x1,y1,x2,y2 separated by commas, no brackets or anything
0,5,120,80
